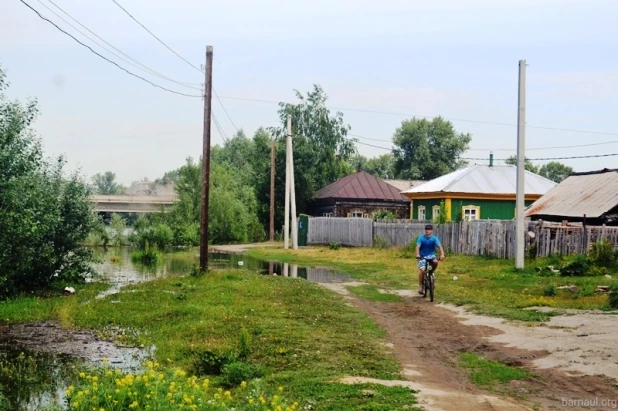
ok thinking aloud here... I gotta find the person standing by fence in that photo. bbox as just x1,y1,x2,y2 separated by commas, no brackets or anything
415,224,445,295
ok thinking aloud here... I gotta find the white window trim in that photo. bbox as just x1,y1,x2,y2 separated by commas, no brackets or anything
323,212,333,217
432,205,441,220
350,209,364,218
462,205,480,221
417,205,426,221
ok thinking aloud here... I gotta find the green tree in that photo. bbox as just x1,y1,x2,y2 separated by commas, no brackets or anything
91,171,125,195
504,156,539,174
109,213,127,247
347,154,396,179
392,117,471,180
0,66,96,297
538,161,573,183
268,85,356,227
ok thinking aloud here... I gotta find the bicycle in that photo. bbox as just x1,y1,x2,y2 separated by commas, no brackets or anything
417,257,436,302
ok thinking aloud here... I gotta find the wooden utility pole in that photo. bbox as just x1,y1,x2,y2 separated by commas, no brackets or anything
515,59,526,269
269,139,276,241
199,45,213,272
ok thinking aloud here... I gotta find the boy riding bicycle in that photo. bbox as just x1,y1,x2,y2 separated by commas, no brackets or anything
415,224,445,295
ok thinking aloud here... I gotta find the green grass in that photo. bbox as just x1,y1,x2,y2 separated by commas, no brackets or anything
460,353,534,391
347,285,404,303
0,270,421,410
248,246,616,322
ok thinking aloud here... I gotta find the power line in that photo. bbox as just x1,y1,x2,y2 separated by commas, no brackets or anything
110,0,203,73
464,153,618,161
217,94,618,138
19,0,202,98
40,0,202,90
468,139,618,152
212,112,229,143
356,141,392,151
213,89,239,133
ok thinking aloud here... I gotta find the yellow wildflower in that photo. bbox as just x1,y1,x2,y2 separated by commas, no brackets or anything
278,386,284,392
79,372,86,378
128,401,139,408
240,381,247,388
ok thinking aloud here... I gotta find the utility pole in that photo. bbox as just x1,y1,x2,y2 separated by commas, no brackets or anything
515,59,526,269
269,139,276,242
289,117,298,249
284,115,291,249
199,45,213,272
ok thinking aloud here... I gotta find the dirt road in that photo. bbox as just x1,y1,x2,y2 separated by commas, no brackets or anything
327,283,618,410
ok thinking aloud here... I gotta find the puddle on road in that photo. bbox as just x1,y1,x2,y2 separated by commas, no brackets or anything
208,252,353,283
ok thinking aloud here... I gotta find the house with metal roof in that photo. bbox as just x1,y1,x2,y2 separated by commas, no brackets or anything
310,169,410,218
526,168,618,225
401,164,556,221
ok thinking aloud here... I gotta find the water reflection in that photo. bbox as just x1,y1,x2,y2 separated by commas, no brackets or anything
208,252,351,283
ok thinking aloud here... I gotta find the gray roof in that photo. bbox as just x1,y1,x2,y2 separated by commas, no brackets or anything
526,168,618,219
402,164,556,196
383,179,427,192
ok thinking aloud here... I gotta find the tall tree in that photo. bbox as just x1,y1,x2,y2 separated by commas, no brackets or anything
347,154,396,179
268,85,356,227
91,171,124,195
538,161,573,183
392,117,471,180
504,156,539,174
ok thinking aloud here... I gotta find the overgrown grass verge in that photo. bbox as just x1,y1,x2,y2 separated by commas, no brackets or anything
460,353,535,392
347,285,404,303
0,270,420,410
248,246,617,322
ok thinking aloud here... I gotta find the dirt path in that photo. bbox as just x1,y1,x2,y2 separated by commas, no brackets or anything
329,284,618,410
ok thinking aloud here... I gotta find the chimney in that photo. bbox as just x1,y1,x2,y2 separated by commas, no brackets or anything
489,152,494,167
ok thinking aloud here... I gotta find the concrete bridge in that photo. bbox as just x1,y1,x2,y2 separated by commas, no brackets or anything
91,195,177,213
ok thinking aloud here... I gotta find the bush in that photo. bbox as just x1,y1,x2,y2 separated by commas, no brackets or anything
191,349,235,376
329,242,341,250
109,213,128,246
373,210,397,222
590,238,616,268
221,362,265,388
130,242,161,265
132,223,173,251
543,285,556,297
0,67,96,298
560,254,590,277
373,236,389,249
608,282,618,309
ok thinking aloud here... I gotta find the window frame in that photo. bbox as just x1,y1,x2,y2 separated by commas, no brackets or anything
417,205,426,221
462,205,480,221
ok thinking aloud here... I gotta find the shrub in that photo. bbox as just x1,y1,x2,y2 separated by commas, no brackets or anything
221,362,266,388
130,242,161,265
373,236,389,249
329,242,341,250
590,238,616,268
373,210,397,222
543,285,556,297
608,282,618,309
560,254,589,277
191,349,235,376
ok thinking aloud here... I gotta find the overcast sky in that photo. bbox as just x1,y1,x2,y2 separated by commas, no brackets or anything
2,0,618,185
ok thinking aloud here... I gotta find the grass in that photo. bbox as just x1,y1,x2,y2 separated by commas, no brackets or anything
347,285,404,303
0,270,421,410
460,353,534,391
248,246,616,322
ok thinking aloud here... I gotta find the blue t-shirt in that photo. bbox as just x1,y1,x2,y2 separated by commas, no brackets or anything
417,235,441,256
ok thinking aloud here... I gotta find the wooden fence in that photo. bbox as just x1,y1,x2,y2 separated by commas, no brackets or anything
307,217,618,259
307,217,373,247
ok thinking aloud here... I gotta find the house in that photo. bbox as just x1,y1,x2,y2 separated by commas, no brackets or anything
401,164,556,221
383,179,427,192
526,168,618,225
310,169,410,218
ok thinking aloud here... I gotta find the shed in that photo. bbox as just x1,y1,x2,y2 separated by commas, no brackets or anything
401,164,556,221
526,168,618,225
310,170,410,218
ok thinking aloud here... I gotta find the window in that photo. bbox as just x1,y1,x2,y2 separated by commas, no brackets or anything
323,212,333,217
352,211,363,218
432,205,441,221
462,205,480,221
418,206,426,221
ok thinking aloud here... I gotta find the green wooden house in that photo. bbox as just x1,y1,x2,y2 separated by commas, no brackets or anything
401,164,556,221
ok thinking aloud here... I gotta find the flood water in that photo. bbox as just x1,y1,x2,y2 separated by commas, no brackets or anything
0,247,351,410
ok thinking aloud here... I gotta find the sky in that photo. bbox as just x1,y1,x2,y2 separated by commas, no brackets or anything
2,0,618,185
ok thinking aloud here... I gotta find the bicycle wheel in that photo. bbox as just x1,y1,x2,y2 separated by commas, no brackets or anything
428,274,435,302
